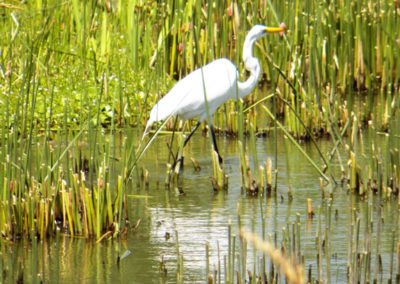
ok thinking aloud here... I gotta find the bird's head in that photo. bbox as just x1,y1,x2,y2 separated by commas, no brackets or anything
243,23,286,64
248,23,286,40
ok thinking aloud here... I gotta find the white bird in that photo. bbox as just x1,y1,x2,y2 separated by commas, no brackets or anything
144,24,286,164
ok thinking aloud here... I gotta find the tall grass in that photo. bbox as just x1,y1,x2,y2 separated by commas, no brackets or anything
1,0,398,130
0,1,135,240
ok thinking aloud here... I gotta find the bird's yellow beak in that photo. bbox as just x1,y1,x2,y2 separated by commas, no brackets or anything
265,23,286,34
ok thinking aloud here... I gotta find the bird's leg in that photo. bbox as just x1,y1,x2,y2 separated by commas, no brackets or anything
183,121,201,147
171,121,201,170
167,117,180,165
166,142,178,164
210,125,223,164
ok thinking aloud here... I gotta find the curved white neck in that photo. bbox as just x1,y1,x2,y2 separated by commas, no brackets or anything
237,36,261,98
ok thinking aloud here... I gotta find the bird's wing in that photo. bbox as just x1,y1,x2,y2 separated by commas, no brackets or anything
148,58,238,125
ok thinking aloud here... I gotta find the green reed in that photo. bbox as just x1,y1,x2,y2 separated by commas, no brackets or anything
0,1,133,240
2,0,399,132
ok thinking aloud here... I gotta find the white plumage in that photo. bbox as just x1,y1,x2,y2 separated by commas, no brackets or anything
147,58,238,125
143,24,285,161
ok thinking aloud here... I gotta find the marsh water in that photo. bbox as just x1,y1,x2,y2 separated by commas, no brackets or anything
1,130,398,283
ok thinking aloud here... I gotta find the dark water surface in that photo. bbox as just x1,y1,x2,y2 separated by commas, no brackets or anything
1,131,398,283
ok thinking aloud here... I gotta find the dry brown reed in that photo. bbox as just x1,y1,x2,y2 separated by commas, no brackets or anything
240,229,304,284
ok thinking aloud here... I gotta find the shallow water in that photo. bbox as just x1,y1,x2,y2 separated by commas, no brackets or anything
1,131,398,283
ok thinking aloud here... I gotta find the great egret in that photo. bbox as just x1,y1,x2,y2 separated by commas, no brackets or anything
144,24,286,164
